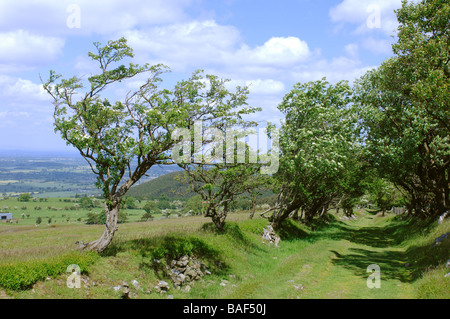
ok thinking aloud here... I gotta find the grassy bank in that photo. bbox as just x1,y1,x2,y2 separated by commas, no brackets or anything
0,209,448,299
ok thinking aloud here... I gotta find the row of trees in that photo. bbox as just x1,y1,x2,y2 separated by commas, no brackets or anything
42,0,448,252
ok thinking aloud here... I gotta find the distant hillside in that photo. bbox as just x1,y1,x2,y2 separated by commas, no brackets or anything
128,171,195,199
128,170,277,205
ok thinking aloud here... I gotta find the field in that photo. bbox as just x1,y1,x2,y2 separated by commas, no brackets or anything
0,154,181,198
0,204,448,299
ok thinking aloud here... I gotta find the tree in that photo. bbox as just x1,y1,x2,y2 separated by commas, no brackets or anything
18,193,32,202
143,200,160,215
175,123,271,230
42,38,257,252
185,195,203,215
141,211,154,222
178,162,265,230
266,78,359,229
79,196,94,209
355,0,449,217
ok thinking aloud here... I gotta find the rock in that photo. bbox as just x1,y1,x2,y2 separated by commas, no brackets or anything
438,211,449,224
131,280,140,289
220,282,227,286
446,259,450,268
181,285,191,292
293,284,303,291
120,282,130,299
433,232,450,246
113,285,122,291
444,273,450,278
167,295,174,299
262,225,281,247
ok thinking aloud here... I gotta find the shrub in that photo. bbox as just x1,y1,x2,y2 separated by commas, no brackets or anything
0,251,99,291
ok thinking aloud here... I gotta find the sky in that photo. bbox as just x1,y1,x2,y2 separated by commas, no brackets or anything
0,0,405,154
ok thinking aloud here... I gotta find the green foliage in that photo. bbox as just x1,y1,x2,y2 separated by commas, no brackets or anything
143,200,160,214
79,196,94,209
271,78,361,226
85,212,100,225
17,193,32,202
140,211,154,222
355,0,449,217
185,195,202,214
0,251,99,291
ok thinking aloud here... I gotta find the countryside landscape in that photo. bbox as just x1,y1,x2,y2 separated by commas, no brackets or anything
0,0,448,308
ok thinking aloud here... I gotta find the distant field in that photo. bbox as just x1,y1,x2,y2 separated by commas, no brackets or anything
0,155,182,197
0,197,173,228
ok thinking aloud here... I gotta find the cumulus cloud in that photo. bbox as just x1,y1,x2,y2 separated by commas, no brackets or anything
235,37,310,67
122,20,311,77
329,0,402,36
290,56,375,84
0,0,192,36
0,75,48,101
0,30,64,68
122,20,242,70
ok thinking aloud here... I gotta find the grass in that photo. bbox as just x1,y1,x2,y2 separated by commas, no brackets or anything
0,207,448,299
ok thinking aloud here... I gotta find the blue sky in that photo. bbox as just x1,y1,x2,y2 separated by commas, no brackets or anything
0,0,405,153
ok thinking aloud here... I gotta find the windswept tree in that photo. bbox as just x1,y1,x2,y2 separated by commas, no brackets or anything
174,126,274,231
265,78,360,228
42,38,258,252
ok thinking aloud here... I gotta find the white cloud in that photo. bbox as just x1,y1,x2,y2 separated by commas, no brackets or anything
329,0,402,36
290,56,375,84
0,0,192,36
122,20,242,70
123,20,311,77
0,30,64,67
235,37,310,67
0,75,48,101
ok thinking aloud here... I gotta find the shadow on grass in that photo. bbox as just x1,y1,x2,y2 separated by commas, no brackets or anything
331,247,412,283
328,217,447,283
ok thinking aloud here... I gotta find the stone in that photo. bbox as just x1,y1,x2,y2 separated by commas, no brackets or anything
131,280,140,289
181,285,191,293
113,285,122,291
433,232,450,246
446,259,450,268
444,273,450,278
438,211,449,224
167,295,174,299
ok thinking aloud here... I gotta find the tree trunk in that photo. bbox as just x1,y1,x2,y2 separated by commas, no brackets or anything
249,200,256,219
212,212,226,231
79,200,120,253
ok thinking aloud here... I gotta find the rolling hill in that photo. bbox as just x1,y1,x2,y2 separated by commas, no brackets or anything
127,171,195,199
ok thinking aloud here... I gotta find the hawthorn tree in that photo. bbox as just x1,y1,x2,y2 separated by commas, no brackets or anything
174,127,272,230
265,78,360,228
355,0,449,217
42,38,258,252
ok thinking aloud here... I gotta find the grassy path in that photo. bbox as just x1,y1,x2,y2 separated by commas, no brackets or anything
224,214,417,299
3,211,447,299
